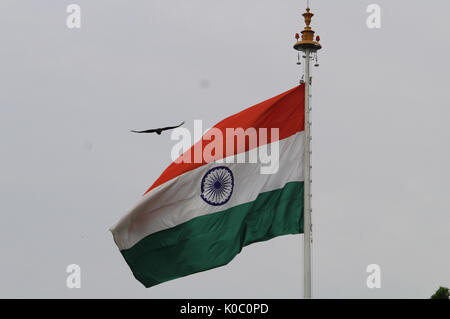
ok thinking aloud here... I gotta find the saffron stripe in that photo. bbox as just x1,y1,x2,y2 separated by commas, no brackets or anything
146,85,305,193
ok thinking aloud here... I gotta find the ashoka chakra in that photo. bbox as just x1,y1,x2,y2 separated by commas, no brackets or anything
200,166,234,206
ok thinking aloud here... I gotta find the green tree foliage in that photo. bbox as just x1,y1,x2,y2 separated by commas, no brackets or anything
431,286,450,299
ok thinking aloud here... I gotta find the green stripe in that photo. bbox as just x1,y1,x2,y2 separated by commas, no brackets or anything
121,181,304,287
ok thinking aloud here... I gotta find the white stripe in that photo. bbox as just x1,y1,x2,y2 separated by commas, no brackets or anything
111,132,304,250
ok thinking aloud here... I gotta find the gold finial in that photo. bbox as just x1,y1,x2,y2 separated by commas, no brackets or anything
293,7,322,52
303,8,313,30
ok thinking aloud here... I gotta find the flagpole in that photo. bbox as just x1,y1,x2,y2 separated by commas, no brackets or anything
303,47,312,299
293,5,321,299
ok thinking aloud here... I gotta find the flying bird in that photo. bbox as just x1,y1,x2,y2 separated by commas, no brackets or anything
131,121,185,135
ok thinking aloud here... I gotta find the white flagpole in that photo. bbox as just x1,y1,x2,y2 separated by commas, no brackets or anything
303,47,312,299
293,4,321,299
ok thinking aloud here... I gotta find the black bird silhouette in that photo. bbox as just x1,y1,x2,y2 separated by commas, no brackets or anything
131,121,185,135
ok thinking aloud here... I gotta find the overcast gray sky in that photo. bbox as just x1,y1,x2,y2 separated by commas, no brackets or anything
0,0,449,298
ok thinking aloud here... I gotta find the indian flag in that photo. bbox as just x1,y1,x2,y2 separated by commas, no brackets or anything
110,84,306,287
